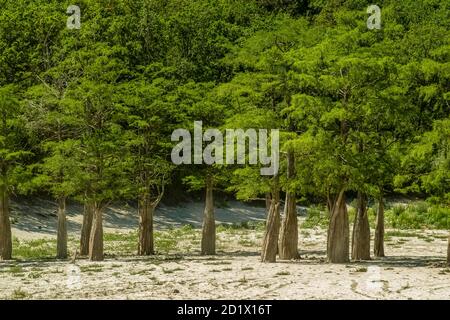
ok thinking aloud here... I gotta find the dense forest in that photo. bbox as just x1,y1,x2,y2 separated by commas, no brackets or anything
0,0,448,267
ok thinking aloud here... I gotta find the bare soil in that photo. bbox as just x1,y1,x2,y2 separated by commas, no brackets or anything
1,199,449,300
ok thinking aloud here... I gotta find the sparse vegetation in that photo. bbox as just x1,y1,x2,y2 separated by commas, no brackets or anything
11,288,29,299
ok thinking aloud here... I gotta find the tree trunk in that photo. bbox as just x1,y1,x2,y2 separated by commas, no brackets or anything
374,195,385,257
351,192,370,260
447,233,450,266
201,175,215,255
327,189,349,263
261,179,281,263
88,204,103,261
278,151,299,260
0,185,12,260
326,192,333,215
265,192,271,215
56,196,68,259
138,194,154,255
80,201,94,256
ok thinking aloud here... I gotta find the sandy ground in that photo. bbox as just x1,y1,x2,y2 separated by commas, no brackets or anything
1,198,449,300
1,227,449,299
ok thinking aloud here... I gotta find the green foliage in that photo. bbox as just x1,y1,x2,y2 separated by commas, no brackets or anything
385,202,450,229
301,206,329,229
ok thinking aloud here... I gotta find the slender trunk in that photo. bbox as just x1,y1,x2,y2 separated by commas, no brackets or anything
80,201,94,256
351,203,357,254
265,192,271,215
0,185,12,260
351,192,370,260
56,196,68,259
88,204,103,261
261,178,281,263
278,151,299,260
327,189,349,263
374,195,385,257
326,192,333,214
138,194,154,255
447,233,449,266
201,175,215,255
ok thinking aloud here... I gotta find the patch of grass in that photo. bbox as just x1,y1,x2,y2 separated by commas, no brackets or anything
166,225,197,237
162,267,183,274
238,239,256,247
129,269,148,275
241,267,253,271
104,232,137,254
28,272,42,279
238,276,248,284
300,230,310,237
103,227,195,255
432,234,448,239
155,238,177,253
104,232,136,242
210,269,221,273
204,261,232,265
30,267,43,272
13,238,57,260
385,230,418,238
275,271,290,276
111,263,123,268
354,267,368,272
154,227,197,253
8,265,24,274
11,288,29,299
217,221,265,232
80,264,103,273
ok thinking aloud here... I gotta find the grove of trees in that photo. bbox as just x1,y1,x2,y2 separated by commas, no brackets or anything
0,0,448,265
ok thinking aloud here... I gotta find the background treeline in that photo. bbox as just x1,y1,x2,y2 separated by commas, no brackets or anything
0,0,448,264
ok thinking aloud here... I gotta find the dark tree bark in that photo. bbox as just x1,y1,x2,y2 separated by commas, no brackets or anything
0,185,12,260
88,204,103,261
261,178,281,263
201,175,215,255
56,196,68,259
327,189,349,263
374,195,385,257
278,151,299,260
351,192,371,260
80,201,94,256
138,194,155,255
